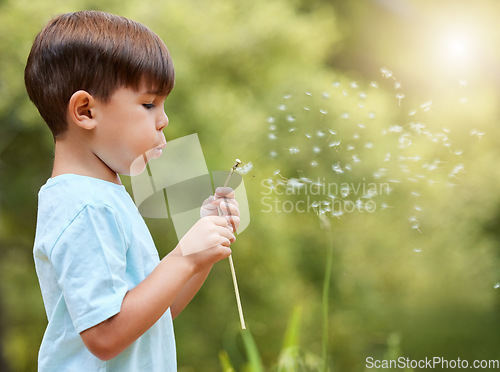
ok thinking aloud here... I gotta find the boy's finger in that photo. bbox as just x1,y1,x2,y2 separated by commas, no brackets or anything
215,187,234,198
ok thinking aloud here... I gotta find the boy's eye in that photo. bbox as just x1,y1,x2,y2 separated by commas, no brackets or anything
143,103,155,109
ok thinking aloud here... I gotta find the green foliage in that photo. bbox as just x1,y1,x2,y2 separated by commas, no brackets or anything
1,0,500,372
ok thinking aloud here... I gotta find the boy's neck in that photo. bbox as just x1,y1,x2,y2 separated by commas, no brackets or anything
52,134,121,185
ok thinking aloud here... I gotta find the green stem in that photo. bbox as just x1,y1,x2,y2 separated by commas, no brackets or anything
320,215,333,372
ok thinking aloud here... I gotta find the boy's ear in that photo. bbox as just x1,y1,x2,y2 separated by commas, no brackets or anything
68,90,97,130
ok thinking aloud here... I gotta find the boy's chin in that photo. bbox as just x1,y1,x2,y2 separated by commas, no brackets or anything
127,149,162,176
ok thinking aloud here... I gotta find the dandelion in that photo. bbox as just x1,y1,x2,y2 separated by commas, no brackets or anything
222,159,247,329
235,161,253,175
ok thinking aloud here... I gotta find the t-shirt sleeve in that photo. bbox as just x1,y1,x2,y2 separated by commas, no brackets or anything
49,203,130,333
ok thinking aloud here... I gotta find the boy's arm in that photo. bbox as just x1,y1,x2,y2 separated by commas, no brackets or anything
80,216,233,361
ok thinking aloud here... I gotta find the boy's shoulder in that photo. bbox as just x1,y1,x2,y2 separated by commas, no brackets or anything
40,173,127,207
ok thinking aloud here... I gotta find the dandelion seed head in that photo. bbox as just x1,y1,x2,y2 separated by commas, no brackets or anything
235,162,253,175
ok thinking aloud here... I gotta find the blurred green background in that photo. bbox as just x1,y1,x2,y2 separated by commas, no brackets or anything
1,0,499,371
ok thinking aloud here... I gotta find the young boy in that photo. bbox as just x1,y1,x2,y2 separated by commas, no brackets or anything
25,10,239,371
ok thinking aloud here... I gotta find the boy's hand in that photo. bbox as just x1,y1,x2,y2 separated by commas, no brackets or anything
178,216,235,256
200,187,240,232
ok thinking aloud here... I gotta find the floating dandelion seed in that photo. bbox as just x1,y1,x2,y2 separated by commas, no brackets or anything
319,108,328,115
494,282,500,289
268,133,277,140
413,248,422,253
420,101,432,111
284,94,292,99
381,67,395,79
341,112,350,119
408,110,417,116
396,93,405,106
368,112,376,119
322,92,330,99
269,124,276,131
359,92,367,99
369,81,378,88
313,146,321,154
267,117,275,123
270,151,277,158
303,107,310,111
286,115,296,122
332,81,340,88
316,130,325,137
332,163,344,174
278,104,287,111
289,147,300,154
305,91,312,96
311,161,318,167
394,81,402,90
350,81,359,89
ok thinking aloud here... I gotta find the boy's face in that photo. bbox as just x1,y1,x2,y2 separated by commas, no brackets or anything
91,85,168,175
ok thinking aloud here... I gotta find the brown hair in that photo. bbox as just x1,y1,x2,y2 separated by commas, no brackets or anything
24,11,175,137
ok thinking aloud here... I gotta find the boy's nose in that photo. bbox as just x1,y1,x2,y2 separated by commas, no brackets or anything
157,110,169,131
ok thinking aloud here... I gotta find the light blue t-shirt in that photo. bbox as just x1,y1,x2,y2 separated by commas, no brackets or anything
33,174,176,372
